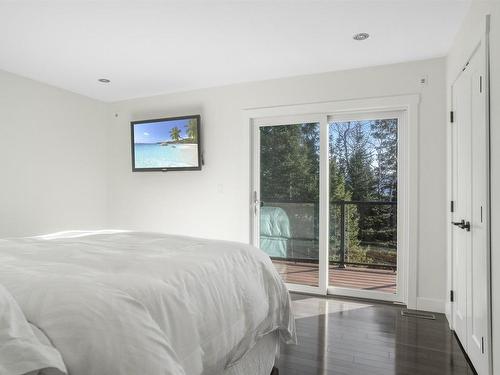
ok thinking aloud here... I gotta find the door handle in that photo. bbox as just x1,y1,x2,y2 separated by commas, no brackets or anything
462,221,471,232
253,191,260,215
452,219,471,231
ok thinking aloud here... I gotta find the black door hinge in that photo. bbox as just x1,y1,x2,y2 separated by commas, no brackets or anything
482,337,485,354
451,201,454,213
450,290,454,302
450,111,454,123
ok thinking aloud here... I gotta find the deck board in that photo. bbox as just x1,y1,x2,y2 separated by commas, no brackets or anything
272,260,397,293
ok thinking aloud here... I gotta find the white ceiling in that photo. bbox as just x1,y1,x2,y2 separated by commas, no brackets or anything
0,1,470,102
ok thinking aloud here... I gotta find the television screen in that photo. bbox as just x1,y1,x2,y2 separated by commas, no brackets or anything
131,115,201,171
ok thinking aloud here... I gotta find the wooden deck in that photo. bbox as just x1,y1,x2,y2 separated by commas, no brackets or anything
272,260,397,293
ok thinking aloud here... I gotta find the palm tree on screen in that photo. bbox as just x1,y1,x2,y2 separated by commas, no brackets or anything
186,119,197,141
170,127,181,142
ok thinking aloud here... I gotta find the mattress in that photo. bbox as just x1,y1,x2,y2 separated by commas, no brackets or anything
0,230,295,375
18,325,279,375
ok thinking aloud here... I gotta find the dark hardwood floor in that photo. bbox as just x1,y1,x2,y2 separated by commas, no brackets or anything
277,293,475,375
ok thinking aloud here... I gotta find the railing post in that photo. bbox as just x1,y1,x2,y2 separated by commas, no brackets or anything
339,201,346,268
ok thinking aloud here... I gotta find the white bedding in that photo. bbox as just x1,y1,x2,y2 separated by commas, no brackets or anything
0,284,66,375
0,230,296,375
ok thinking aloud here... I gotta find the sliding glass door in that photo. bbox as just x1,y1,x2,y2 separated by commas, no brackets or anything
253,111,403,302
253,116,327,293
328,115,399,300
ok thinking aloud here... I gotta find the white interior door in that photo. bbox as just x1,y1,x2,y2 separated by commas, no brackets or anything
467,43,489,375
451,64,470,346
451,40,490,375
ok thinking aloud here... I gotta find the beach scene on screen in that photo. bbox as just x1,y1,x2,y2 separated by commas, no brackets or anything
133,118,199,168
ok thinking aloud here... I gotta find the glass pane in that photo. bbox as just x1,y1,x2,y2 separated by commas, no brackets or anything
259,123,320,287
328,118,398,293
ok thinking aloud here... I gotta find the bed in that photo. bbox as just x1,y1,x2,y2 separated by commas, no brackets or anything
0,230,296,375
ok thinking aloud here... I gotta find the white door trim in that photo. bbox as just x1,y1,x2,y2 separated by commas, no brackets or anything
245,94,420,308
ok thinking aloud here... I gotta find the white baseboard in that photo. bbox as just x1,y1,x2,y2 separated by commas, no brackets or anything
416,297,445,313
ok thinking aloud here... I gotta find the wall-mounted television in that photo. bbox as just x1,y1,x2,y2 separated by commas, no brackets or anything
131,115,202,172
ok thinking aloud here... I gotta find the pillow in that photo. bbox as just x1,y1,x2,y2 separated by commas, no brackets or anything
0,284,67,375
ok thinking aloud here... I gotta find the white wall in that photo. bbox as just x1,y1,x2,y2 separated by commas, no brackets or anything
446,1,500,373
107,58,448,312
0,54,449,313
0,69,108,237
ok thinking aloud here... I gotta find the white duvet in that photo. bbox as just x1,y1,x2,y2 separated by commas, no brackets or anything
0,230,296,375
0,284,66,375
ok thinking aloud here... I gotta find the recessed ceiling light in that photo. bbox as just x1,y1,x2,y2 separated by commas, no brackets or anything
353,33,370,41
98,78,111,83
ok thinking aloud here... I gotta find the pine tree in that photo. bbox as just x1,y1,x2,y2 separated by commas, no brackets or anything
368,119,398,250
260,123,318,202
260,123,320,259
260,118,398,266
329,130,362,264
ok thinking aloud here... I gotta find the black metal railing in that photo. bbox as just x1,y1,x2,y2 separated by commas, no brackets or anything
261,199,397,271
333,200,397,270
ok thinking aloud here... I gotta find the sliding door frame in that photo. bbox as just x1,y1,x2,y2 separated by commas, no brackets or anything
252,114,328,295
246,94,420,308
326,110,405,303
